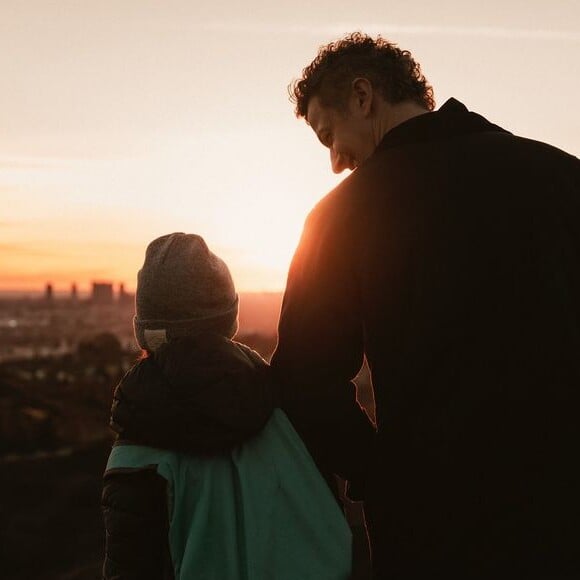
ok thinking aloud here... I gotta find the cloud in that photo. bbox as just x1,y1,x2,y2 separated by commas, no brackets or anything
202,21,580,43
0,240,143,259
0,244,60,258
0,268,111,285
0,156,90,170
0,161,48,170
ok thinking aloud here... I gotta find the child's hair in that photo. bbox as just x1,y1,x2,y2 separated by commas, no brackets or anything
133,233,239,353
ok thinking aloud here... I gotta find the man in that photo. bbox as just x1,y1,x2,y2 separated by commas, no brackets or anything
270,32,580,578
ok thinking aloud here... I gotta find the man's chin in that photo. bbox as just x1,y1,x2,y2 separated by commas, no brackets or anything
343,158,358,172
332,156,357,174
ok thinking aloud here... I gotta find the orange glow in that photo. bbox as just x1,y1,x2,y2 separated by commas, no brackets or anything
0,2,577,294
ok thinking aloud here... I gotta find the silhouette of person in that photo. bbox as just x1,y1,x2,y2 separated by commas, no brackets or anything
270,32,580,579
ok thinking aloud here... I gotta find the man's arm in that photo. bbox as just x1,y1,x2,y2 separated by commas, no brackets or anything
271,198,376,493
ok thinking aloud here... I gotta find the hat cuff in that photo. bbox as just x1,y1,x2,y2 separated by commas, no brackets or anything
134,296,239,351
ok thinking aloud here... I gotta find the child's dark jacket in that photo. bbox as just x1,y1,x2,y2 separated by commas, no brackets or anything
102,335,274,580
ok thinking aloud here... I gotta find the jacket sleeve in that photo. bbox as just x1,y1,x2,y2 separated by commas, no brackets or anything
102,469,174,580
271,199,376,495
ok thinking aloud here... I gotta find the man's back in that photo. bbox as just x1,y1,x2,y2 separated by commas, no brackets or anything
273,99,580,577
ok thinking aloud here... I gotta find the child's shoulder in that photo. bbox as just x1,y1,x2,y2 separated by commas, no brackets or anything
230,340,268,369
165,333,268,371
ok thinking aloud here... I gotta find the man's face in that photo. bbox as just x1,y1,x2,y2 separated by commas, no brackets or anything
306,93,376,174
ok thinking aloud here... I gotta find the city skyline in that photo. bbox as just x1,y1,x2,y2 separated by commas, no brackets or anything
0,280,284,298
1,0,579,292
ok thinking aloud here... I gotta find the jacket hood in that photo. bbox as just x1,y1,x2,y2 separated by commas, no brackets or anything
110,333,274,455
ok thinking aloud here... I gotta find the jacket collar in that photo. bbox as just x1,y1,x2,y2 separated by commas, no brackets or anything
375,98,510,153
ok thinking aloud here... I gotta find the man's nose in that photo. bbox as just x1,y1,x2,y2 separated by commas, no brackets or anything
330,149,350,174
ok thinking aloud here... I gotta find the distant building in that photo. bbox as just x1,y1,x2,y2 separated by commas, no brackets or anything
118,283,133,306
44,283,53,302
92,282,114,305
70,283,78,302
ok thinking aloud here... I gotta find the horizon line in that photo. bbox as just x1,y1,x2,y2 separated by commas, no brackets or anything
0,288,284,297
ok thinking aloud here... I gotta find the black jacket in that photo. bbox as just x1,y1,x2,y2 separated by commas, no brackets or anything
102,337,370,579
110,334,273,454
271,99,580,578
102,335,273,580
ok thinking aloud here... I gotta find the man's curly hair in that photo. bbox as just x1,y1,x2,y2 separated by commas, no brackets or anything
290,32,435,118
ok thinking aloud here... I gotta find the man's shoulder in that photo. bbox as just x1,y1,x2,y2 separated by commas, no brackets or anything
507,134,579,167
307,168,375,226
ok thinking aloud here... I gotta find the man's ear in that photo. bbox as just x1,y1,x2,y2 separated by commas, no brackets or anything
351,78,373,116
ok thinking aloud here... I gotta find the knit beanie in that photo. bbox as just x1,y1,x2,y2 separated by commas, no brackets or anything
133,233,239,352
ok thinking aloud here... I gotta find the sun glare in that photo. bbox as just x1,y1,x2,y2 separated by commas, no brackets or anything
198,192,307,291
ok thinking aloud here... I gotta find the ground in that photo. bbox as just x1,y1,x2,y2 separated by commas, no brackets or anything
1,440,112,580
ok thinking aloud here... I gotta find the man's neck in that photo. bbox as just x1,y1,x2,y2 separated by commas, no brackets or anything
372,100,430,147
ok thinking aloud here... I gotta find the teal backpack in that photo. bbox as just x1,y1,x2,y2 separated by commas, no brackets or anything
105,409,352,579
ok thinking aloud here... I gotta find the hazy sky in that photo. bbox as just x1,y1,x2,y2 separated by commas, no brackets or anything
1,0,579,293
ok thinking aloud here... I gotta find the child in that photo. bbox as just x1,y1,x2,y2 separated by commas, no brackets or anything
102,233,353,580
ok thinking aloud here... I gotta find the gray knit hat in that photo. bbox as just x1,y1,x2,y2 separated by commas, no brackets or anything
134,233,239,351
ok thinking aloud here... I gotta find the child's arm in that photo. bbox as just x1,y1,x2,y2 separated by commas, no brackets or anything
102,469,173,579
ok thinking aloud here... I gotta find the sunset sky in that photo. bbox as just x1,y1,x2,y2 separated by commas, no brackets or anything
1,0,578,295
